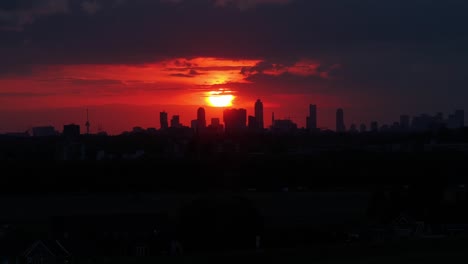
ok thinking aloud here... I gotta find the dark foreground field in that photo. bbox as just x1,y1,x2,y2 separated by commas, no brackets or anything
76,236,468,264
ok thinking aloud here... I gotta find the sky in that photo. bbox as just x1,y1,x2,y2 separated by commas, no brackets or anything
1,0,467,134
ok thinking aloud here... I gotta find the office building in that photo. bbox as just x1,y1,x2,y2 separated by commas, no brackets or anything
197,107,206,129
254,99,264,130
223,108,247,134
160,111,168,130
336,108,346,132
170,115,181,128
306,104,317,131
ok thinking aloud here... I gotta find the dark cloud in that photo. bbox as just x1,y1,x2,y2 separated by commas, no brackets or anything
169,73,195,78
67,78,123,86
189,69,202,75
0,0,468,112
169,69,204,78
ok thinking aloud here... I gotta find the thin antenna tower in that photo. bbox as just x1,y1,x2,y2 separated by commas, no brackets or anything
85,108,90,134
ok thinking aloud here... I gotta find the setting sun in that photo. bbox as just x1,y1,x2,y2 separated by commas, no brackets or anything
206,90,235,107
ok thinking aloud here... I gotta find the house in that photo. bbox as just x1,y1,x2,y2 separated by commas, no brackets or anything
391,213,417,238
50,213,172,257
0,239,70,264
23,240,70,264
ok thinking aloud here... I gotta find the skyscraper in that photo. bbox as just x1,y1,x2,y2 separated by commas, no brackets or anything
336,108,345,132
359,123,367,133
223,108,247,134
271,112,275,128
370,121,379,132
455,109,465,128
248,115,256,130
306,104,317,131
160,111,168,129
400,115,410,130
85,109,90,135
197,107,206,133
170,115,180,128
254,99,264,130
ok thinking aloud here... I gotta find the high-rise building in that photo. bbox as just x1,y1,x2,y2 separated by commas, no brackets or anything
359,123,367,133
223,108,247,134
197,107,206,129
400,115,410,130
160,111,168,129
306,104,317,131
85,109,90,135
254,99,264,130
191,120,198,131
170,115,181,128
336,108,345,132
370,121,379,132
271,112,275,128
455,109,465,128
248,115,256,130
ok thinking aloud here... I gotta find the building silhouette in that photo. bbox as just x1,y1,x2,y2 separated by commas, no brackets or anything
255,99,264,130
63,124,80,138
190,120,198,132
223,108,247,134
85,109,90,135
271,119,298,134
359,123,367,133
197,107,206,131
455,109,465,128
32,126,57,137
271,112,275,128
349,124,358,133
370,121,379,132
211,118,220,127
207,118,224,133
400,115,410,130
336,108,345,132
248,115,256,130
160,111,168,130
306,104,317,131
171,115,181,128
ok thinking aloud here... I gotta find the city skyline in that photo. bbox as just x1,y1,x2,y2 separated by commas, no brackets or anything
1,1,468,135
7,101,465,136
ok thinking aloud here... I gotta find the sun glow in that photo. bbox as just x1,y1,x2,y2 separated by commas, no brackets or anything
206,90,235,107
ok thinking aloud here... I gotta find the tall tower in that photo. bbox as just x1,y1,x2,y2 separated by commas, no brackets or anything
455,109,465,128
160,111,168,129
306,104,317,131
271,112,275,127
85,109,90,135
336,108,345,132
197,107,206,129
254,99,264,130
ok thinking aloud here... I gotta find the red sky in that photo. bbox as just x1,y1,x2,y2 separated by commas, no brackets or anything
0,57,350,134
1,0,466,134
